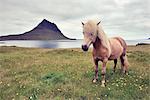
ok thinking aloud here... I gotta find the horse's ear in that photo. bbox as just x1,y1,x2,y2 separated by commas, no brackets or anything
97,21,101,25
81,22,84,26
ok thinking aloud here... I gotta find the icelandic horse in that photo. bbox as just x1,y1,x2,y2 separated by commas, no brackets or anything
81,20,129,87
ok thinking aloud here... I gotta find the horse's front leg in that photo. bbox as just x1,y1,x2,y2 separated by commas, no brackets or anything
92,59,99,83
101,59,107,87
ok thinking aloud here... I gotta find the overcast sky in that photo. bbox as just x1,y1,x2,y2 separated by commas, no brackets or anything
0,0,149,39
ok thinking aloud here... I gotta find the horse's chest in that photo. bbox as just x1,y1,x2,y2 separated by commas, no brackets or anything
93,49,108,60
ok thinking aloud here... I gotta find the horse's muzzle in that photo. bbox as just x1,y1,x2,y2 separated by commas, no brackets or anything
82,45,88,51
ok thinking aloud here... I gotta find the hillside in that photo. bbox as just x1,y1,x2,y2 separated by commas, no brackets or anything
0,19,75,40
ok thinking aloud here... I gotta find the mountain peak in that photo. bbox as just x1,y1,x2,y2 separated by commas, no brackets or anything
41,19,51,24
36,19,61,33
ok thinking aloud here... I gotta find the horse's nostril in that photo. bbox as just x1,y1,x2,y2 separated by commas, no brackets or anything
82,45,85,50
82,45,88,51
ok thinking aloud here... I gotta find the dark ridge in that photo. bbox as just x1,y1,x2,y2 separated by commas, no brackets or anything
136,43,150,46
0,19,76,41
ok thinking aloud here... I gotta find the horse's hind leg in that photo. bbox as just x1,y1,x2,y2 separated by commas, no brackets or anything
92,59,99,83
113,59,117,72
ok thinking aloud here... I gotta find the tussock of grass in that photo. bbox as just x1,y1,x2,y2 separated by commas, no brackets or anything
0,45,149,99
42,72,66,85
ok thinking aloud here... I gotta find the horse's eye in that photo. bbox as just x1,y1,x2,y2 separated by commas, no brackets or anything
90,33,93,36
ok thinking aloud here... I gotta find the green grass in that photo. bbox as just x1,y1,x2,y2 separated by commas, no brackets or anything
0,45,150,100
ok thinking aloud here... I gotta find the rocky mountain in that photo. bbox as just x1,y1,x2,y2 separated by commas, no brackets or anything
0,19,75,40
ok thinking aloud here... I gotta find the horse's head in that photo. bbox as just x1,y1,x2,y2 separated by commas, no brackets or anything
81,20,101,51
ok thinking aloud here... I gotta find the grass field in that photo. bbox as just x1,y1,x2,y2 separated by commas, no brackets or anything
0,45,150,100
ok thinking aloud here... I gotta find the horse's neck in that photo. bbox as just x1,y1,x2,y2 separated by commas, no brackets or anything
97,27,110,50
93,37,101,49
93,36,107,49
93,26,111,57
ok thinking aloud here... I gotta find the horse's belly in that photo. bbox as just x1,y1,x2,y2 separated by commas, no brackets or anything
109,48,123,60
108,55,119,60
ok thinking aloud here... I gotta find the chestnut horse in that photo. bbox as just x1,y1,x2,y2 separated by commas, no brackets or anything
81,20,129,87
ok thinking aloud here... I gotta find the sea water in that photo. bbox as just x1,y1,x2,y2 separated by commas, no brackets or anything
0,39,149,48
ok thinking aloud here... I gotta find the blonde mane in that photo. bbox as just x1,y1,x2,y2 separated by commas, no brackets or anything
97,24,110,50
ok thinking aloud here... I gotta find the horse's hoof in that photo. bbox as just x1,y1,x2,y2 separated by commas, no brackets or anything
101,83,105,87
113,69,116,73
92,79,98,83
101,80,106,87
124,70,128,75
122,70,128,75
111,71,114,75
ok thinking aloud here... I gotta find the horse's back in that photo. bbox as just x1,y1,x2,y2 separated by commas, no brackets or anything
110,37,127,49
108,37,127,59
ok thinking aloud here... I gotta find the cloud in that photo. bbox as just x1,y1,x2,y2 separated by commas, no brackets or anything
0,0,149,39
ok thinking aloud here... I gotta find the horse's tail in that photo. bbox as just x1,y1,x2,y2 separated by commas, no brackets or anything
124,55,129,69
